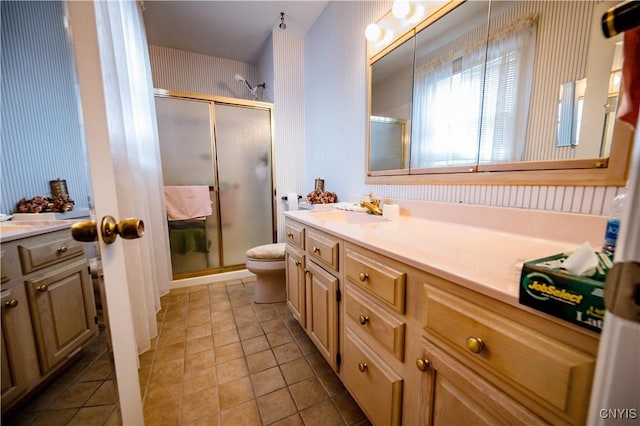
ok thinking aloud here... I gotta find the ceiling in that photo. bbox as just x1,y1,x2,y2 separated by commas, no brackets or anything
142,1,330,64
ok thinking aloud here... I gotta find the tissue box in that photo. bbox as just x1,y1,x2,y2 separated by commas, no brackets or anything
519,253,609,333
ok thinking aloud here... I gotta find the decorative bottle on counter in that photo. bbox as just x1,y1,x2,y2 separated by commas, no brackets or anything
602,187,628,256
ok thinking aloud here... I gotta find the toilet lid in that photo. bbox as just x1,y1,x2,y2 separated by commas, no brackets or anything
246,243,286,260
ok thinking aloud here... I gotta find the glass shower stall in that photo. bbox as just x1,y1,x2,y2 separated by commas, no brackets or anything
154,92,275,278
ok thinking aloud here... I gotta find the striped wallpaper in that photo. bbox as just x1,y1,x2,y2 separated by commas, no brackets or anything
1,1,92,215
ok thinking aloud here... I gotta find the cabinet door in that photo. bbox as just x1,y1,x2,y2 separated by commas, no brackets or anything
25,259,97,373
417,337,544,426
285,246,306,327
305,260,339,371
1,285,37,410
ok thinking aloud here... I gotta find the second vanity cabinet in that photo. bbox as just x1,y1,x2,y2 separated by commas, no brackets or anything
284,215,600,426
285,220,341,371
0,227,98,414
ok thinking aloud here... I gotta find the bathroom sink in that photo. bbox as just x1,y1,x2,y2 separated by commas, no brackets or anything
308,209,387,225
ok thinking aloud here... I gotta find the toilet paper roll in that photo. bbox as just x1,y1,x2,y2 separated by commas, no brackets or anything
287,193,299,211
383,204,399,220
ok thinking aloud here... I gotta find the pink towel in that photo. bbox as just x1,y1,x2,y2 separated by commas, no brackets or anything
617,27,640,129
163,186,213,221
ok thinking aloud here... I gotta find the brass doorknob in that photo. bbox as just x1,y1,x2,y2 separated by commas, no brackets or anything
466,337,485,354
71,216,144,245
359,315,369,325
358,362,368,372
416,358,430,372
358,272,369,282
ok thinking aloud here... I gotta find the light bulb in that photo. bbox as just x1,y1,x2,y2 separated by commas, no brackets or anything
392,0,411,19
365,23,383,42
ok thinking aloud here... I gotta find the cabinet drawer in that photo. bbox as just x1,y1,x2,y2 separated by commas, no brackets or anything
345,246,406,313
284,221,305,250
18,236,84,274
343,328,403,426
424,285,594,424
305,228,339,272
345,283,405,361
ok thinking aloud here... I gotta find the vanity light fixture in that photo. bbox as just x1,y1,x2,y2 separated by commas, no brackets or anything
279,12,286,30
392,0,412,19
365,23,383,41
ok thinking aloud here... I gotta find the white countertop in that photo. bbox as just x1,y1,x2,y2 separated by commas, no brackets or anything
0,220,74,242
285,207,591,306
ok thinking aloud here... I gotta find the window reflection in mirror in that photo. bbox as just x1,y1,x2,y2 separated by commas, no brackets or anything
369,36,414,173
411,1,490,171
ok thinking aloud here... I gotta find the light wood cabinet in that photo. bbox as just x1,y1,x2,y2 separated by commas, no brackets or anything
416,336,545,426
0,228,97,415
1,284,38,410
285,245,305,327
284,216,599,426
305,259,339,370
343,327,403,426
285,219,341,373
25,258,96,373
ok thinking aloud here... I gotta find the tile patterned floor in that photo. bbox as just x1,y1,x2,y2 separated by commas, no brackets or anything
141,277,371,426
4,277,371,426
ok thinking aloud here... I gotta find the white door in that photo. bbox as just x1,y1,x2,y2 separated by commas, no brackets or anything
66,2,148,424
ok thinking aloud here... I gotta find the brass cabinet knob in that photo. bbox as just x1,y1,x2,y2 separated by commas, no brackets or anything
359,315,369,325
37,284,48,292
466,337,485,354
295,260,301,266
4,299,18,308
312,246,320,253
358,362,368,372
304,268,309,275
416,358,430,372
358,272,369,282
287,232,293,238
57,245,68,254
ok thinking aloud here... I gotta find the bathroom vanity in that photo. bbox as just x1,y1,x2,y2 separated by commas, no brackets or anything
284,203,602,425
0,221,97,414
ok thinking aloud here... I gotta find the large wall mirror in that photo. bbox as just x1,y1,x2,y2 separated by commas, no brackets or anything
367,0,633,186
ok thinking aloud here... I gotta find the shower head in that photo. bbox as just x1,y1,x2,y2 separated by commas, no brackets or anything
234,73,265,99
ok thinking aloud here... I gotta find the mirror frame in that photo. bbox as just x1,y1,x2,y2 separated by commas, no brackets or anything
365,0,633,186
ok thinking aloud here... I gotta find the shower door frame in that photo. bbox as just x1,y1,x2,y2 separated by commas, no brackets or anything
154,89,277,279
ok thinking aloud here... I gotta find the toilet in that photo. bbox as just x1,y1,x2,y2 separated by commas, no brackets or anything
246,242,287,303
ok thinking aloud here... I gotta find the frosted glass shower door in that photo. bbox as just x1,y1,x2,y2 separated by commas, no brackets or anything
214,103,274,267
155,96,220,273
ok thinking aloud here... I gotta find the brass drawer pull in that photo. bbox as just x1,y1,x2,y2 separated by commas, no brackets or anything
359,315,369,325
415,358,430,372
466,337,485,354
358,362,368,372
312,246,320,253
57,245,68,254
5,299,18,308
358,272,369,282
37,284,49,292
287,232,293,238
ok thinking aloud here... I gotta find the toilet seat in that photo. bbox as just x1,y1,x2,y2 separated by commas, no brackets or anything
246,243,286,261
